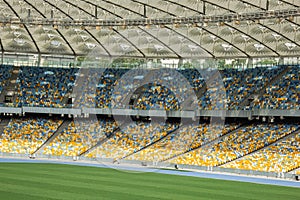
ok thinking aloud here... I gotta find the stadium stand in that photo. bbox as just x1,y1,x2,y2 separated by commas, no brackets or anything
42,118,117,157
0,113,299,176
85,120,179,160
0,0,299,186
251,66,300,110
0,117,62,155
125,123,240,162
0,65,13,95
173,123,299,167
0,65,297,111
15,67,78,107
222,131,300,173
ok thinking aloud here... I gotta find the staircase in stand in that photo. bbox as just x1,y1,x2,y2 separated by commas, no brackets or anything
63,68,90,107
31,119,72,155
117,124,180,162
161,123,248,163
78,126,122,157
0,118,11,136
195,70,221,100
216,126,300,167
288,166,300,174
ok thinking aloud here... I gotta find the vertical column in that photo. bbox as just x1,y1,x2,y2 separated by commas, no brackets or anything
37,54,41,66
1,50,3,65
178,58,183,68
247,58,253,68
144,4,147,18
95,5,97,19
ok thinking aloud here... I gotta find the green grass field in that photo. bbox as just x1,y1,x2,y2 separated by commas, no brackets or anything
0,163,298,200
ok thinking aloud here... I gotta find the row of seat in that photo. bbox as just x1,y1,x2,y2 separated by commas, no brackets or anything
0,117,62,154
1,65,298,110
0,117,298,173
222,132,300,173
41,119,117,157
0,65,13,94
251,66,300,110
173,123,299,169
15,67,78,107
125,123,240,162
85,121,179,160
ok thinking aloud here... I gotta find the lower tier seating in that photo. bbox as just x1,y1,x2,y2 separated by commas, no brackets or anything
41,118,117,157
221,132,300,173
173,123,299,167
0,117,62,154
85,121,179,160
125,123,240,162
0,116,299,174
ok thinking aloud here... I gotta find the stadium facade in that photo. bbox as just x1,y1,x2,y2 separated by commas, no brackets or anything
0,0,299,180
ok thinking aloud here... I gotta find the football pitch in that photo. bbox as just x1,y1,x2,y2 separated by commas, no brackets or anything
0,163,298,200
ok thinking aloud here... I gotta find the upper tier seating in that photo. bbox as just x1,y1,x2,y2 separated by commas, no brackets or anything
0,65,13,94
251,66,300,110
198,66,286,110
0,65,298,110
15,67,78,107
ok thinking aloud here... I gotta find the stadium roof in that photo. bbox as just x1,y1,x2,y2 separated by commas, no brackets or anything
1,0,300,59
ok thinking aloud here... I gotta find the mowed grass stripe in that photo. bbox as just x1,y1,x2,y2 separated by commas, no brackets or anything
0,174,172,200
0,169,280,200
0,181,116,200
0,164,269,200
0,172,186,199
0,190,59,200
0,162,296,200
0,169,221,200
0,163,298,200
0,163,297,199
